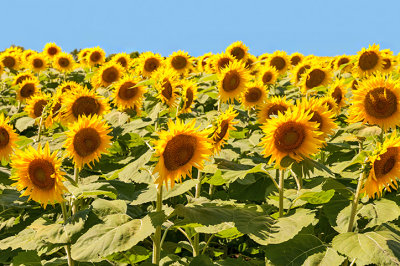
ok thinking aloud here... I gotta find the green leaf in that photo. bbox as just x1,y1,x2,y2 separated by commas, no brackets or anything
302,248,345,266
15,117,35,132
104,110,130,127
11,250,41,266
298,190,335,204
117,150,153,183
358,199,400,229
189,255,214,266
92,198,127,216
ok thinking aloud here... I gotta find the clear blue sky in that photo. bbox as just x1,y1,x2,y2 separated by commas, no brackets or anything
2,0,399,57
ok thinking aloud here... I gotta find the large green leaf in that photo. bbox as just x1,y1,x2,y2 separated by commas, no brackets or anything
116,150,153,183
302,248,345,266
11,250,41,266
358,198,400,229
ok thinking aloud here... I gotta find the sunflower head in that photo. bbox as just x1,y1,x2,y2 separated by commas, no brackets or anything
92,62,124,88
257,96,292,124
197,52,212,73
43,43,61,58
87,47,106,66
213,53,235,74
138,52,164,77
53,52,76,72
291,61,312,85
258,65,279,86
226,41,249,61
12,71,37,87
0,51,21,70
28,53,48,72
167,50,193,75
218,60,250,103
112,75,146,111
153,119,212,189
57,81,82,94
22,49,37,63
381,50,396,73
179,80,198,114
267,51,290,75
17,78,39,101
0,113,18,161
241,81,267,109
290,52,304,66
354,44,383,77
300,65,332,94
244,54,258,71
25,93,50,119
154,67,180,107
259,106,324,167
328,79,348,108
78,48,91,66
10,142,68,209
334,55,353,72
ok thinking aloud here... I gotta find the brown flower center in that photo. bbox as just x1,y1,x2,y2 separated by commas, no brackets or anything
72,96,100,118
337,57,349,67
28,159,55,190
48,47,58,56
296,65,311,82
352,80,358,90
291,56,301,66
161,79,173,100
305,69,326,89
118,81,138,100
73,128,101,157
310,111,323,130
58,58,70,68
231,47,245,60
20,83,35,99
222,71,240,92
33,99,48,118
3,56,16,68
171,56,187,70
331,86,343,105
383,59,391,70
16,75,30,84
214,120,229,143
217,58,231,70
364,87,397,119
163,134,197,171
0,127,10,148
144,58,159,73
270,56,286,71
245,87,262,103
274,122,305,152
185,89,194,109
33,59,44,69
117,57,127,68
262,72,273,84
102,67,119,84
374,147,398,178
267,104,287,118
359,51,379,71
90,51,101,63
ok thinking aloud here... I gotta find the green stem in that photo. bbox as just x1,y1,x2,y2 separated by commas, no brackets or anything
347,169,366,232
72,168,79,215
291,169,302,192
201,234,214,255
193,171,202,257
37,117,44,142
278,169,285,217
61,201,74,266
74,167,79,184
379,129,384,144
152,186,163,265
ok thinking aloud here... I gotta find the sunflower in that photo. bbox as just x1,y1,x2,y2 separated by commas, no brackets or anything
45,90,63,127
0,63,3,76
244,54,257,71
328,79,348,108
179,80,197,114
87,47,106,67
25,93,49,119
12,71,37,87
167,50,193,75
218,60,250,103
213,53,235,74
297,97,337,139
334,55,353,72
28,53,48,72
258,65,279,86
350,78,359,90
226,41,248,61
154,67,180,107
112,75,146,110
111,53,131,69
259,107,324,166
348,75,400,130
208,106,238,154
153,119,212,188
197,52,212,73
22,50,37,64
92,62,124,88
57,81,82,94
64,115,112,169
53,52,75,72
258,53,270,66
0,114,18,161
267,51,290,75
78,48,91,66
319,96,340,115
43,43,61,59
10,142,68,208
0,51,21,70
300,65,332,94
381,50,395,74
290,52,304,66
137,52,164,77
257,96,292,123
354,44,383,77
17,78,39,101
362,133,400,198
241,81,267,109
290,61,311,85
61,87,110,124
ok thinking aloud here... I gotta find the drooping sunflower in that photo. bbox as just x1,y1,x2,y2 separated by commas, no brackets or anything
137,52,164,77
241,81,267,109
12,71,37,87
0,114,18,161
167,50,193,75
291,61,312,85
92,62,124,88
213,53,235,74
153,119,212,188
226,41,249,61
153,67,180,107
267,51,290,75
111,53,131,69
328,79,348,108
290,52,304,66
87,47,106,66
300,65,332,94
348,75,400,130
381,50,396,74
207,106,238,154
197,52,212,73
179,80,198,114
297,97,337,139
257,65,279,86
25,93,49,119
22,49,37,64
0,51,21,70
17,78,39,101
354,44,383,77
64,115,112,169
362,133,400,198
257,96,292,123
61,87,110,124
112,75,146,110
77,48,91,66
10,142,68,209
259,107,324,166
218,60,250,103
53,52,76,72
27,53,48,72
43,43,61,59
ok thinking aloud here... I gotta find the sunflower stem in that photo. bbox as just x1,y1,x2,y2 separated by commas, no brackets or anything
379,129,384,144
278,169,285,217
37,116,44,142
152,185,163,265
72,167,79,215
74,167,79,184
61,201,74,266
347,168,366,232
193,170,202,257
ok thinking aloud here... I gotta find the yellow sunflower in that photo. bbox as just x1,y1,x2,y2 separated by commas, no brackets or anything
179,80,197,114
57,81,82,94
348,75,400,130
112,75,146,110
17,78,39,101
87,47,106,66
319,96,340,115
241,81,267,109
137,52,164,77
207,106,238,154
10,142,68,209
362,133,400,198
257,96,292,123
0,114,18,161
61,87,110,124
28,53,48,72
45,90,63,127
78,48,91,66
328,79,348,108
259,107,324,166
43,43,61,59
354,44,383,77
381,50,396,74
153,119,212,188
334,55,353,72
153,67,180,107
244,54,257,71
22,50,37,64
53,52,76,72
167,50,193,75
258,65,279,86
290,52,304,66
218,60,250,103
226,41,249,61
300,65,332,94
0,51,21,70
64,115,112,169
25,93,49,119
258,53,270,66
267,51,290,75
290,61,312,85
92,62,124,88
213,53,235,74
12,71,37,87
197,52,212,73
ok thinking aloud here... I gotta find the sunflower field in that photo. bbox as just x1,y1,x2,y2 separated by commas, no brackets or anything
1,42,400,265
